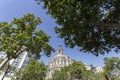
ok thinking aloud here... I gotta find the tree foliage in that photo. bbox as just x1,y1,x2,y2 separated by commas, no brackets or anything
21,59,47,80
36,0,120,56
0,13,54,61
52,62,95,80
104,57,120,74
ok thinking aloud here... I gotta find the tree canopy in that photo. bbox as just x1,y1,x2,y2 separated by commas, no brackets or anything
104,57,120,76
52,62,95,80
21,59,47,80
36,0,120,56
0,13,54,71
0,13,54,60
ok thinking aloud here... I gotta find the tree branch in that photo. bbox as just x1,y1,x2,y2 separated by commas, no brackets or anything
13,46,27,59
99,23,120,30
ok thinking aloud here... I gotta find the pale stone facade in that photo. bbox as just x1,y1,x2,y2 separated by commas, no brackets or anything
0,51,30,79
95,67,104,73
46,46,74,80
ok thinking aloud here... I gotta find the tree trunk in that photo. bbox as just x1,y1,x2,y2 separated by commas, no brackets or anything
0,58,8,70
1,61,9,80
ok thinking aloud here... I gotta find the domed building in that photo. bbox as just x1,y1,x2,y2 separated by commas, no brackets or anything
45,45,96,80
46,45,75,80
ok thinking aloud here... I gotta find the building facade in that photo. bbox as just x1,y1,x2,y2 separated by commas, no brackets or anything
46,45,94,80
0,51,30,80
46,46,74,80
0,52,6,59
95,67,104,73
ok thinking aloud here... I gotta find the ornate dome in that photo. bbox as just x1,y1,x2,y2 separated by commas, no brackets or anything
48,45,73,69
46,45,74,79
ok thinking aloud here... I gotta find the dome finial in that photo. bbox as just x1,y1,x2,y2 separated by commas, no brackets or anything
57,44,63,55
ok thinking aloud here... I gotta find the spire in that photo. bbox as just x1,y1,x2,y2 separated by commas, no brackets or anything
57,44,63,55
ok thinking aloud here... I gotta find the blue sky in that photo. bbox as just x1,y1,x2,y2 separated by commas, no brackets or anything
0,0,120,67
